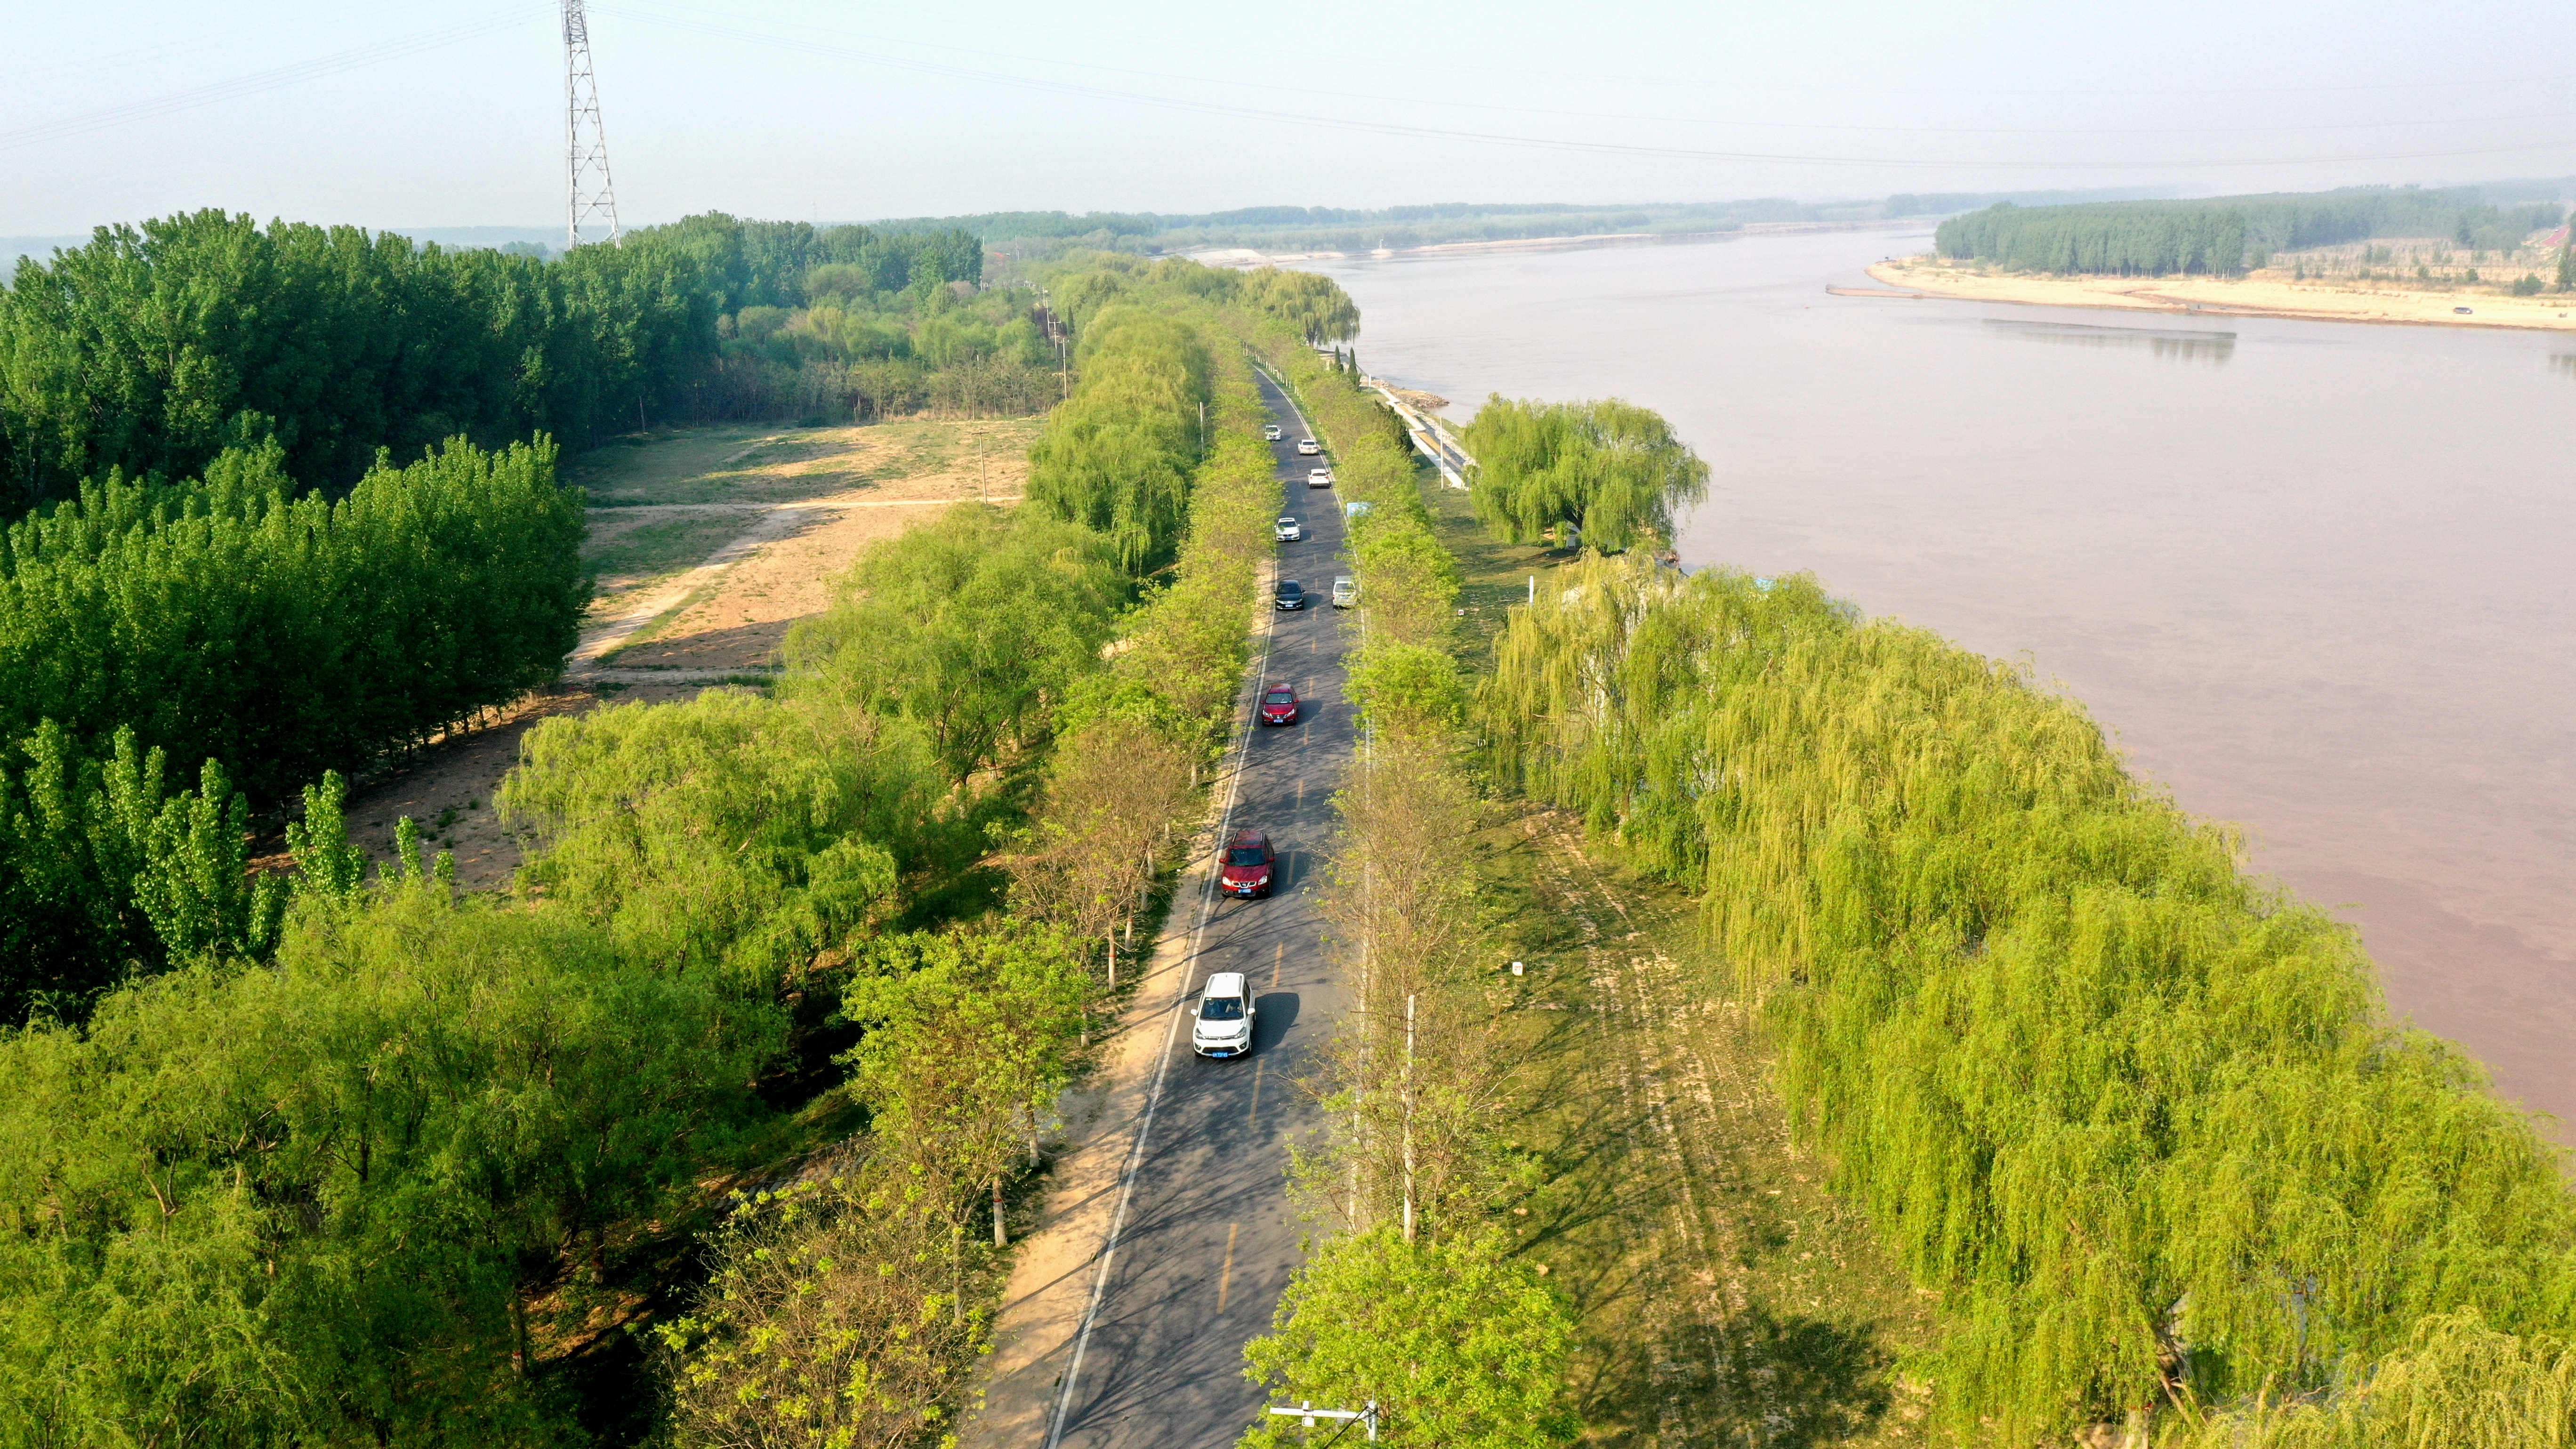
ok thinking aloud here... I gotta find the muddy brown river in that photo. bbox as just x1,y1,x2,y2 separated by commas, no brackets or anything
1312,229,2576,1135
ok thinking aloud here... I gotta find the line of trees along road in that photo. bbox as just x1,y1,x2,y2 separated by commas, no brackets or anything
0,256,1342,1446
1231,327,1589,1447
1480,553,2576,1442
1935,188,2567,274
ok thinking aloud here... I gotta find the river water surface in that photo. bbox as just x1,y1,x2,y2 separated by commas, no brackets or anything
1313,230,2576,1132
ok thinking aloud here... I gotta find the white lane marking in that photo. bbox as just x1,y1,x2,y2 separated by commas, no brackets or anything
1043,456,1282,1449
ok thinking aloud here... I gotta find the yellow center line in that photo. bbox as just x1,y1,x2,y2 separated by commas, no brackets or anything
1249,1057,1266,1129
1272,940,1284,989
1217,1221,1241,1312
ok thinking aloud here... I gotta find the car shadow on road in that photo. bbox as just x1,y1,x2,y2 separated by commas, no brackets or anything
1252,993,1300,1050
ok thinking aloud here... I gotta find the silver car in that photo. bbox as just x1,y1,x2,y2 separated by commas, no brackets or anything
1331,576,1358,609
1275,515,1303,541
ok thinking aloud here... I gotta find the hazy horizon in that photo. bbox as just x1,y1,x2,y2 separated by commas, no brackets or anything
9,0,2576,239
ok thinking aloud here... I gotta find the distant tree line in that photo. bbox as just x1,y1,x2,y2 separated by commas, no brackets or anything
1937,187,2568,274
0,210,986,512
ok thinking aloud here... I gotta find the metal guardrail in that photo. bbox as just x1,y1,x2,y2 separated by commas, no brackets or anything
1360,375,1475,489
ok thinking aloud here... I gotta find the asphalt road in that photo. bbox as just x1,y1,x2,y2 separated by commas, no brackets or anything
1046,370,1359,1448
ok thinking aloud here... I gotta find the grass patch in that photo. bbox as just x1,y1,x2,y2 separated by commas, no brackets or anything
1474,809,1940,1445
1414,462,1567,666
584,513,751,586
594,585,713,666
572,418,1048,509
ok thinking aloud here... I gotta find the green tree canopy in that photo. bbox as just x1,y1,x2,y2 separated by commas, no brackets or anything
1464,396,1708,553
1242,1227,1579,1449
785,504,1127,782
0,884,781,1444
499,688,937,979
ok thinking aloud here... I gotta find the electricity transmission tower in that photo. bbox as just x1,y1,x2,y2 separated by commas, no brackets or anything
561,0,620,247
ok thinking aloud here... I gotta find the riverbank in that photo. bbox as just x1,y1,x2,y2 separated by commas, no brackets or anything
1189,219,1922,270
1870,257,2576,330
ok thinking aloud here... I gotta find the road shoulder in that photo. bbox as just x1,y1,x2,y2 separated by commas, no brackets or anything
960,565,1275,1449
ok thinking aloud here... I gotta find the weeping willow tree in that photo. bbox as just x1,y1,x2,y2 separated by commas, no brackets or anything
1022,304,1209,572
2157,1311,2576,1448
1478,555,2576,1441
1463,397,1708,553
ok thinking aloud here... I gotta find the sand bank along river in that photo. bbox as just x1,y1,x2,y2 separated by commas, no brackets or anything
1311,228,2576,1135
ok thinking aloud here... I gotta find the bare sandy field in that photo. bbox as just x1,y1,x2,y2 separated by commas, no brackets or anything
330,416,1041,888
1871,258,2576,331
598,419,1035,672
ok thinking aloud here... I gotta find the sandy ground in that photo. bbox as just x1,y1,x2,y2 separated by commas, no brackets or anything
1871,258,2576,331
329,418,1038,888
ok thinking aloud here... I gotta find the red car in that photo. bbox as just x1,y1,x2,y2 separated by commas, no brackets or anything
1259,683,1299,725
1219,829,1276,898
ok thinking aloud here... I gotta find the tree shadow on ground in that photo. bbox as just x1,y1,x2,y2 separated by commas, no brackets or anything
1674,1304,1896,1447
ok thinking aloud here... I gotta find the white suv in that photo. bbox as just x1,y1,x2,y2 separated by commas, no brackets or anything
1307,467,1333,488
1263,424,1284,442
1295,438,1321,456
1191,972,1256,1058
1275,516,1302,541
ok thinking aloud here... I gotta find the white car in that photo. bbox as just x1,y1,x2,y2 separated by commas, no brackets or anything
1275,515,1303,541
1331,576,1358,609
1295,438,1321,456
1191,971,1256,1058
1307,467,1333,488
1263,424,1284,442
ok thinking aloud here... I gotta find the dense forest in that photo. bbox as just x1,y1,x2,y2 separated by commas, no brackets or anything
0,208,1139,1029
0,255,1335,1444
0,210,990,510
1480,554,2576,1442
0,436,588,1019
1936,185,2570,274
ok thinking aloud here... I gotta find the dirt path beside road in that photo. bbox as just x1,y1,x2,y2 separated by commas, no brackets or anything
330,417,1040,889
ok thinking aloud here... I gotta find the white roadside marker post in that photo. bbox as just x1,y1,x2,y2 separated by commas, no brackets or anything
1268,1400,1379,1442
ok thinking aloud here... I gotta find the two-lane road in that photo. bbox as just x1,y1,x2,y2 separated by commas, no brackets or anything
1045,370,1360,1448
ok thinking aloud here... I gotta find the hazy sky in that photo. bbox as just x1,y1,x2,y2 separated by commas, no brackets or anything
8,0,2576,236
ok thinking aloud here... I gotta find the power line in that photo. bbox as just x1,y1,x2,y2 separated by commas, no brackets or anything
605,4,2576,139
599,8,2576,172
0,6,543,154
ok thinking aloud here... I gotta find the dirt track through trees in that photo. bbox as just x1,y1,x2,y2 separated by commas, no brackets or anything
1507,813,1936,1448
328,418,1038,891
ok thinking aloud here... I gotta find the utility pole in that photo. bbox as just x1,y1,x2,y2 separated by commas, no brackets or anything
562,0,621,248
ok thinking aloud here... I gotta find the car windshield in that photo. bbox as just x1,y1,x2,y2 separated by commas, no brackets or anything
1264,689,1291,701
1226,847,1267,866
1201,996,1245,1021
1277,581,1301,594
